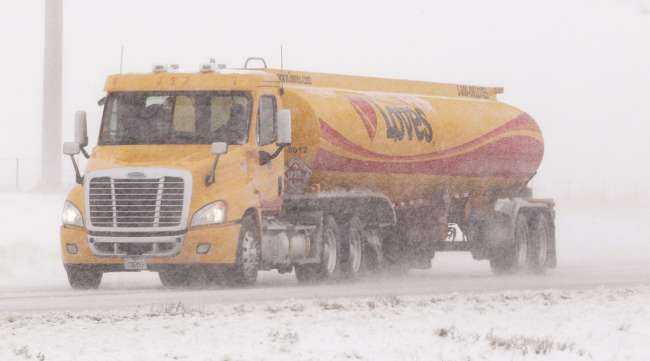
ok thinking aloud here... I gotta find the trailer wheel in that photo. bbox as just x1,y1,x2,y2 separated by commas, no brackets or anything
226,215,261,286
490,214,529,275
65,265,102,290
529,213,551,273
159,267,191,288
362,229,383,272
341,216,364,278
295,215,342,282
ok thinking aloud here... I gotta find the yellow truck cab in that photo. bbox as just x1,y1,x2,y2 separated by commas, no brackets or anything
61,58,555,289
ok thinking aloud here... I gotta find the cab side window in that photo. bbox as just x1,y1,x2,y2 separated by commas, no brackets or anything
257,96,277,146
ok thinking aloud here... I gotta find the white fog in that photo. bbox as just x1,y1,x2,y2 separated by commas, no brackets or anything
0,1,649,360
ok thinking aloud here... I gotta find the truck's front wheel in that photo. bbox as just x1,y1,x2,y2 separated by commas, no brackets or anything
225,215,260,286
158,268,191,288
65,265,102,290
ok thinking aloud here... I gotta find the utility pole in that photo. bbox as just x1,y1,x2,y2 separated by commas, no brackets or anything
38,0,63,191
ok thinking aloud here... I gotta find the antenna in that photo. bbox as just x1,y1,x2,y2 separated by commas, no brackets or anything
119,45,125,74
280,45,285,95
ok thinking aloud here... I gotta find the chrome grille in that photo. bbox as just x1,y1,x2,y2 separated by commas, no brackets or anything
88,176,184,228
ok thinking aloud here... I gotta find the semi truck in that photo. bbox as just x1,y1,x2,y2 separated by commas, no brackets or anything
60,58,556,289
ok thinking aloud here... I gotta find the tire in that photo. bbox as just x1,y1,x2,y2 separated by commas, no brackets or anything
204,266,227,287
294,264,320,283
381,229,409,275
294,215,343,283
528,213,551,274
341,216,364,278
490,214,530,275
361,229,383,273
159,267,191,288
65,265,102,290
225,215,260,286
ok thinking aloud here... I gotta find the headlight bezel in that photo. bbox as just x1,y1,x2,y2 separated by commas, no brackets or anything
191,201,227,228
62,201,84,228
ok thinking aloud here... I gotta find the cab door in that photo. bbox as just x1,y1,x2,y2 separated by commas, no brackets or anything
249,90,284,212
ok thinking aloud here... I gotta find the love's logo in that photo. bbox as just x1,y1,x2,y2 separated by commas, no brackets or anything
347,95,378,141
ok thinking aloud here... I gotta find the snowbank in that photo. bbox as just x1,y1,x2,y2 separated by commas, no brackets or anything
0,193,67,289
1,286,649,361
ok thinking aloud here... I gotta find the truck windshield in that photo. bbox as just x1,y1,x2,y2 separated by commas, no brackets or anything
98,91,252,145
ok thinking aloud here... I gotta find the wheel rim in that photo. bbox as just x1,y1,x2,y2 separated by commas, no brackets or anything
349,229,362,273
323,228,337,274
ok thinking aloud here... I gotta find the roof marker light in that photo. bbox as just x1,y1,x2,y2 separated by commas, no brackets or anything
152,64,168,73
153,64,179,73
200,63,216,73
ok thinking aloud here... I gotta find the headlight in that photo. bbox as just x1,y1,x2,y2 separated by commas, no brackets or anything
62,201,84,227
191,201,226,227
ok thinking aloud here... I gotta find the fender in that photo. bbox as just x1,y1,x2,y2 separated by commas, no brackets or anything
283,191,397,228
489,197,557,267
467,197,554,258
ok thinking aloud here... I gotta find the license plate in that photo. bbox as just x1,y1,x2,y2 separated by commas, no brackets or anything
124,257,147,270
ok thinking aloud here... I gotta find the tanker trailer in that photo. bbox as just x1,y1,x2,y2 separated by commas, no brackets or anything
60,59,555,289
275,75,555,280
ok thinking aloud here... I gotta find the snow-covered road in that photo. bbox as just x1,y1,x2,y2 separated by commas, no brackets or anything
1,262,650,313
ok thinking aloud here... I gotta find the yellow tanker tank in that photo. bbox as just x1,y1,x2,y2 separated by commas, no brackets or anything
274,70,544,202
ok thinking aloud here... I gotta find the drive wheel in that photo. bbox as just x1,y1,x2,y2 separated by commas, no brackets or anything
294,215,342,283
341,216,364,278
490,214,529,275
159,267,191,288
529,213,551,274
65,265,102,290
319,215,344,280
225,215,260,286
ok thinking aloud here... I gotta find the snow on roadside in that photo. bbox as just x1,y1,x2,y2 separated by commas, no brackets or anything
0,193,67,289
1,286,649,361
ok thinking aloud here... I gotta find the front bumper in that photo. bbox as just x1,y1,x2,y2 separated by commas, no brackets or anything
60,222,241,267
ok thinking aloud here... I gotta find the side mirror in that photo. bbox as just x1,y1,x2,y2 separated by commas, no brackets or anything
62,142,81,156
211,142,228,155
206,142,228,186
74,111,88,147
277,109,292,145
63,142,83,184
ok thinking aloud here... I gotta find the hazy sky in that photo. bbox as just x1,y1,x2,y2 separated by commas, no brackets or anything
0,0,648,201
